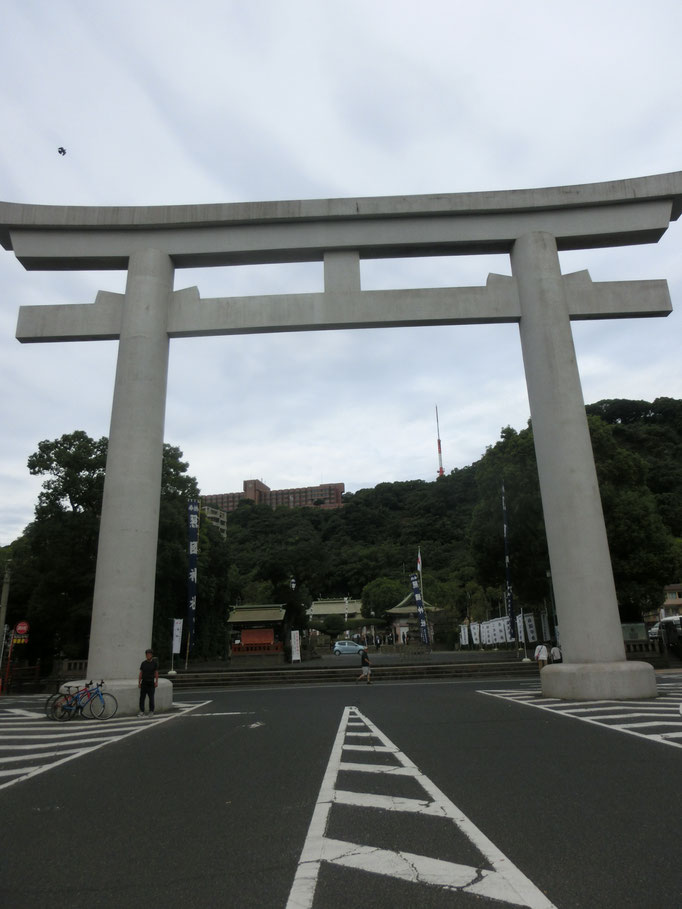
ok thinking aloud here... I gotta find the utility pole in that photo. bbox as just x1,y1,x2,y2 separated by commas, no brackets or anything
0,562,11,678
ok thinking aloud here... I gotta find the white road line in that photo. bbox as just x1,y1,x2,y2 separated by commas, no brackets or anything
286,705,353,909
561,706,677,715
0,739,112,750
0,700,211,792
617,720,682,729
338,761,416,775
287,706,557,909
580,712,680,721
0,766,47,777
319,837,540,906
334,790,448,816
480,689,682,749
0,726,137,736
341,744,394,752
183,711,248,717
0,749,82,763
5,709,45,718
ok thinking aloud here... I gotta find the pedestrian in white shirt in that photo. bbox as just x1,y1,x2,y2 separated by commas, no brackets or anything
534,643,548,668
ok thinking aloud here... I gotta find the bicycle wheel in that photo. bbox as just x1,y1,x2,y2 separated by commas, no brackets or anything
45,692,64,719
89,692,118,720
50,693,76,721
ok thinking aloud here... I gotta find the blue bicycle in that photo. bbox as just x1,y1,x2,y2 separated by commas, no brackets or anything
48,680,118,721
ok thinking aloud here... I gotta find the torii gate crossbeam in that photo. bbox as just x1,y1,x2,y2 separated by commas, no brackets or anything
3,172,681,710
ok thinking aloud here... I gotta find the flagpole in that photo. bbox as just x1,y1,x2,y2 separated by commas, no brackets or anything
501,481,517,651
416,546,430,650
417,546,423,605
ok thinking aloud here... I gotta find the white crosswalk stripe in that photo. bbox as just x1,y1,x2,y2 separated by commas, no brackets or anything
287,705,557,908
479,679,682,747
0,696,208,789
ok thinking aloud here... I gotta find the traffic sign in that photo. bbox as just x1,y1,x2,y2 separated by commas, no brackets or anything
15,621,29,635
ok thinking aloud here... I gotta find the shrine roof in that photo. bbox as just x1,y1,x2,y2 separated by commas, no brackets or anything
228,605,286,624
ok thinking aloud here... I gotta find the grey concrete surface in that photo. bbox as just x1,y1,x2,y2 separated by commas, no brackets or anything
1,680,680,909
2,171,682,268
3,173,680,702
86,249,174,682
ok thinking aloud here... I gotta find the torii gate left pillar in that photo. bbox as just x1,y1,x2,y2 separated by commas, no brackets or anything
88,249,174,695
2,172,682,710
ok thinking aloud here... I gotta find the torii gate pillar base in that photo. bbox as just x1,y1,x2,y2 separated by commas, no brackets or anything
541,661,656,701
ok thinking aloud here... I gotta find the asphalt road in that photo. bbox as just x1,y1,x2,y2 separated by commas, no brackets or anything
1,677,680,908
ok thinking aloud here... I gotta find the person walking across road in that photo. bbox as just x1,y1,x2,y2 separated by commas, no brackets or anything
138,649,159,716
534,642,548,669
356,648,372,684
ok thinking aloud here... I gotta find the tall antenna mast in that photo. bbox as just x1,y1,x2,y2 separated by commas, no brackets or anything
435,405,444,477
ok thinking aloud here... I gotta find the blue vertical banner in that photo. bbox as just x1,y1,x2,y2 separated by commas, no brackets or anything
409,572,430,645
501,481,516,641
187,499,199,655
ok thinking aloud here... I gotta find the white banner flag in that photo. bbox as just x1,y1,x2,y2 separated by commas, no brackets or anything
291,629,301,662
470,623,480,645
524,613,538,643
460,624,469,646
172,618,183,654
516,614,525,642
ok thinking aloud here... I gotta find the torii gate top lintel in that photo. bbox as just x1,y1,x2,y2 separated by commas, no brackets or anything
1,171,682,271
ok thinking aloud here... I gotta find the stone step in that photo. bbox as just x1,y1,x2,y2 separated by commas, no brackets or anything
163,661,538,689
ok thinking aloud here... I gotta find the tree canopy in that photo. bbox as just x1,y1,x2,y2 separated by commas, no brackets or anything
3,398,681,666
4,432,226,668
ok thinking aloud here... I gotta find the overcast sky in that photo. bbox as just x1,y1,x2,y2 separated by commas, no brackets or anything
2,0,682,546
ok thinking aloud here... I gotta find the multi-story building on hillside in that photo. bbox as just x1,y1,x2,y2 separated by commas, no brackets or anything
201,504,228,539
202,478,345,514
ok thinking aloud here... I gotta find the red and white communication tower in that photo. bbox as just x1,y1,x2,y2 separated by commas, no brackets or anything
435,405,445,477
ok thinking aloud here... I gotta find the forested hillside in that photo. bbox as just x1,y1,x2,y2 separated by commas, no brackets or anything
2,398,681,667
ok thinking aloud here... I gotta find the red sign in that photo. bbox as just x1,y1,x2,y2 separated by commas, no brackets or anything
15,621,29,635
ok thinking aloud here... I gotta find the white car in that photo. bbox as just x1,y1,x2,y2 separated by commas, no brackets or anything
333,640,366,656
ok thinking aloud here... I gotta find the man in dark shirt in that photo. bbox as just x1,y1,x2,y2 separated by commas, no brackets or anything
355,648,371,685
138,649,159,716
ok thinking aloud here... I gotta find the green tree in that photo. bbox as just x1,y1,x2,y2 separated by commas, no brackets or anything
322,614,346,637
360,577,406,619
470,414,681,621
469,425,549,605
8,432,213,669
27,430,108,517
587,414,679,619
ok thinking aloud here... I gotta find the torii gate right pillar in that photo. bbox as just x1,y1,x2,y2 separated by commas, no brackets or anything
511,231,656,699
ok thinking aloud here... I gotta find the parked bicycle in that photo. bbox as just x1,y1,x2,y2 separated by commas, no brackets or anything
47,680,118,721
45,680,96,719
45,683,96,719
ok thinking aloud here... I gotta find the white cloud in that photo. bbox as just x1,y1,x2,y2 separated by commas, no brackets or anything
2,0,682,544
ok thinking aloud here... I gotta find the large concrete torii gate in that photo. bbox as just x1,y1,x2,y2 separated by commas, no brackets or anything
2,171,682,708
